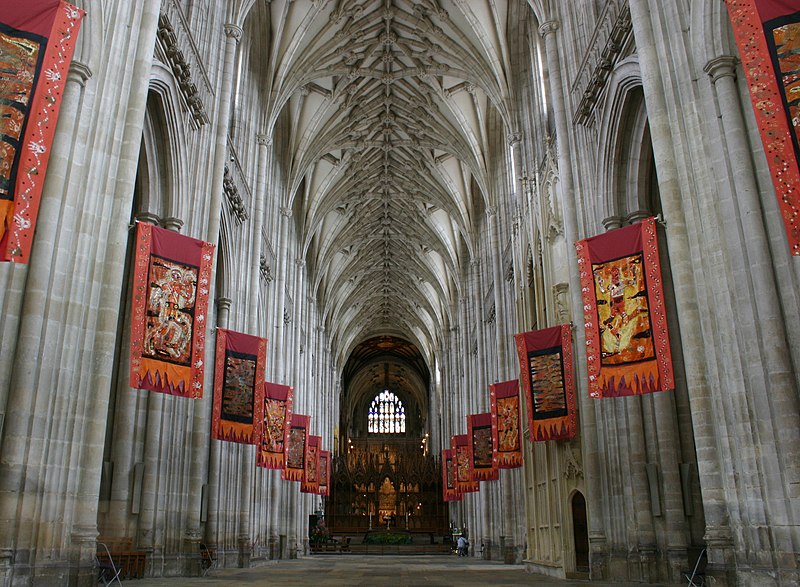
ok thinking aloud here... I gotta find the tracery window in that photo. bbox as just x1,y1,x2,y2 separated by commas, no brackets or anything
368,390,406,434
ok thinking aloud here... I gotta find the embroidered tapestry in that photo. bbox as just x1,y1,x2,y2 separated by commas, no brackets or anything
467,413,498,481
442,449,461,502
514,324,577,441
726,0,800,254
490,380,523,468
0,1,84,262
301,434,321,494
257,382,294,469
283,413,310,482
452,434,479,493
576,217,674,398
211,328,267,444
130,222,214,398
318,450,330,497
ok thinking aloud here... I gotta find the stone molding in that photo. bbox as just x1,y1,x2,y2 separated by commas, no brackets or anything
573,5,632,126
157,8,211,126
703,55,738,84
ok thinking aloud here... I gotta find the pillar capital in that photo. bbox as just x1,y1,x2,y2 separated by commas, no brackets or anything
162,216,184,232
68,61,93,87
538,20,559,39
136,212,161,225
280,207,293,218
224,24,243,42
257,133,273,146
601,215,626,231
703,55,738,85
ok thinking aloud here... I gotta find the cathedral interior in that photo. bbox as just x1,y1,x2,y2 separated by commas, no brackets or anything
1,0,799,586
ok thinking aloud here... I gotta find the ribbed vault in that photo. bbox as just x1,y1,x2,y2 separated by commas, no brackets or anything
250,0,515,371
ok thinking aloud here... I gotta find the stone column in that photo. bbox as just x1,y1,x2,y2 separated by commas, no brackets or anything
57,60,98,587
625,2,733,580
203,297,230,563
539,19,608,577
187,25,243,570
704,54,800,573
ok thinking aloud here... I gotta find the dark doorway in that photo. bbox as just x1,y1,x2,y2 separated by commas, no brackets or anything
572,492,590,572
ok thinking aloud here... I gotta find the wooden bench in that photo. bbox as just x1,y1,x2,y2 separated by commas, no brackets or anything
97,538,147,579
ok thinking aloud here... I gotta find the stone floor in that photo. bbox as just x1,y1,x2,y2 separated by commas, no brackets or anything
130,555,673,586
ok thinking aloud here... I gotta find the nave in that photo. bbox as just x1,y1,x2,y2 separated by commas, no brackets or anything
128,555,670,587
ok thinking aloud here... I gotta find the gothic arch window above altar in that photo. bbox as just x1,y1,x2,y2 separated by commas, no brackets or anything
368,390,406,434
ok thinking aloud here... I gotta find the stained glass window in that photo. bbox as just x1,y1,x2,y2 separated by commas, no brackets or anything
368,390,406,434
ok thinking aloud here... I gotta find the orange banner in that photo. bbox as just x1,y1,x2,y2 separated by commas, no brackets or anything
1,1,85,262
211,328,267,444
130,222,214,398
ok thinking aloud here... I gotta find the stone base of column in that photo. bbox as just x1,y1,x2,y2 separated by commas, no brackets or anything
268,536,279,560
589,533,608,580
479,538,492,560
704,529,736,587
238,536,251,568
499,536,515,564
183,532,202,576
70,526,100,587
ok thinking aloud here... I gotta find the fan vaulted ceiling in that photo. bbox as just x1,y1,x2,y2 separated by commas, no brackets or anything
255,0,516,367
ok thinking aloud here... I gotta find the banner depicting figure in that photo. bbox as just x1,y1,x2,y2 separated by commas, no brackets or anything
725,0,800,254
490,380,523,468
301,434,321,494
283,413,310,482
514,325,577,441
211,328,267,444
318,450,331,497
442,449,462,502
452,434,479,494
576,217,674,398
130,222,215,398
0,0,85,262
257,382,294,469
467,413,498,481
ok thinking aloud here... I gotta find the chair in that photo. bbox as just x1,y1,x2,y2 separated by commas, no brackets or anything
200,543,217,577
96,542,123,586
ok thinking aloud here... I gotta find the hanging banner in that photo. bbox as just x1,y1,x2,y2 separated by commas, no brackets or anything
283,413,310,482
130,222,215,398
725,0,800,255
514,325,577,441
576,218,674,398
0,0,85,263
442,449,461,502
490,380,523,468
301,434,321,494
257,382,294,469
467,413,498,481
211,328,267,444
452,434,479,494
318,449,331,497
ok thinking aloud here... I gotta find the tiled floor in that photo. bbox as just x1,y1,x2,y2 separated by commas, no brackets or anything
130,555,671,586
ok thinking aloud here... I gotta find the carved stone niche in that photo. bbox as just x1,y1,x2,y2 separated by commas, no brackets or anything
223,165,249,223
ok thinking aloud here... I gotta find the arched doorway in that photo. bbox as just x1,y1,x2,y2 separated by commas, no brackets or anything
572,492,590,572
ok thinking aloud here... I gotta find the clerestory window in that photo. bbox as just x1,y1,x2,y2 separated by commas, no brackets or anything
368,390,406,434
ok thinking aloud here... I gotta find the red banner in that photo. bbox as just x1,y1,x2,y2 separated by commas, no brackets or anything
452,434,479,493
725,0,800,254
130,222,215,398
0,0,84,262
514,325,577,441
283,413,310,482
301,435,321,494
257,382,294,469
318,450,330,497
211,328,267,444
442,449,461,502
490,380,523,468
467,413,498,481
576,218,674,398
